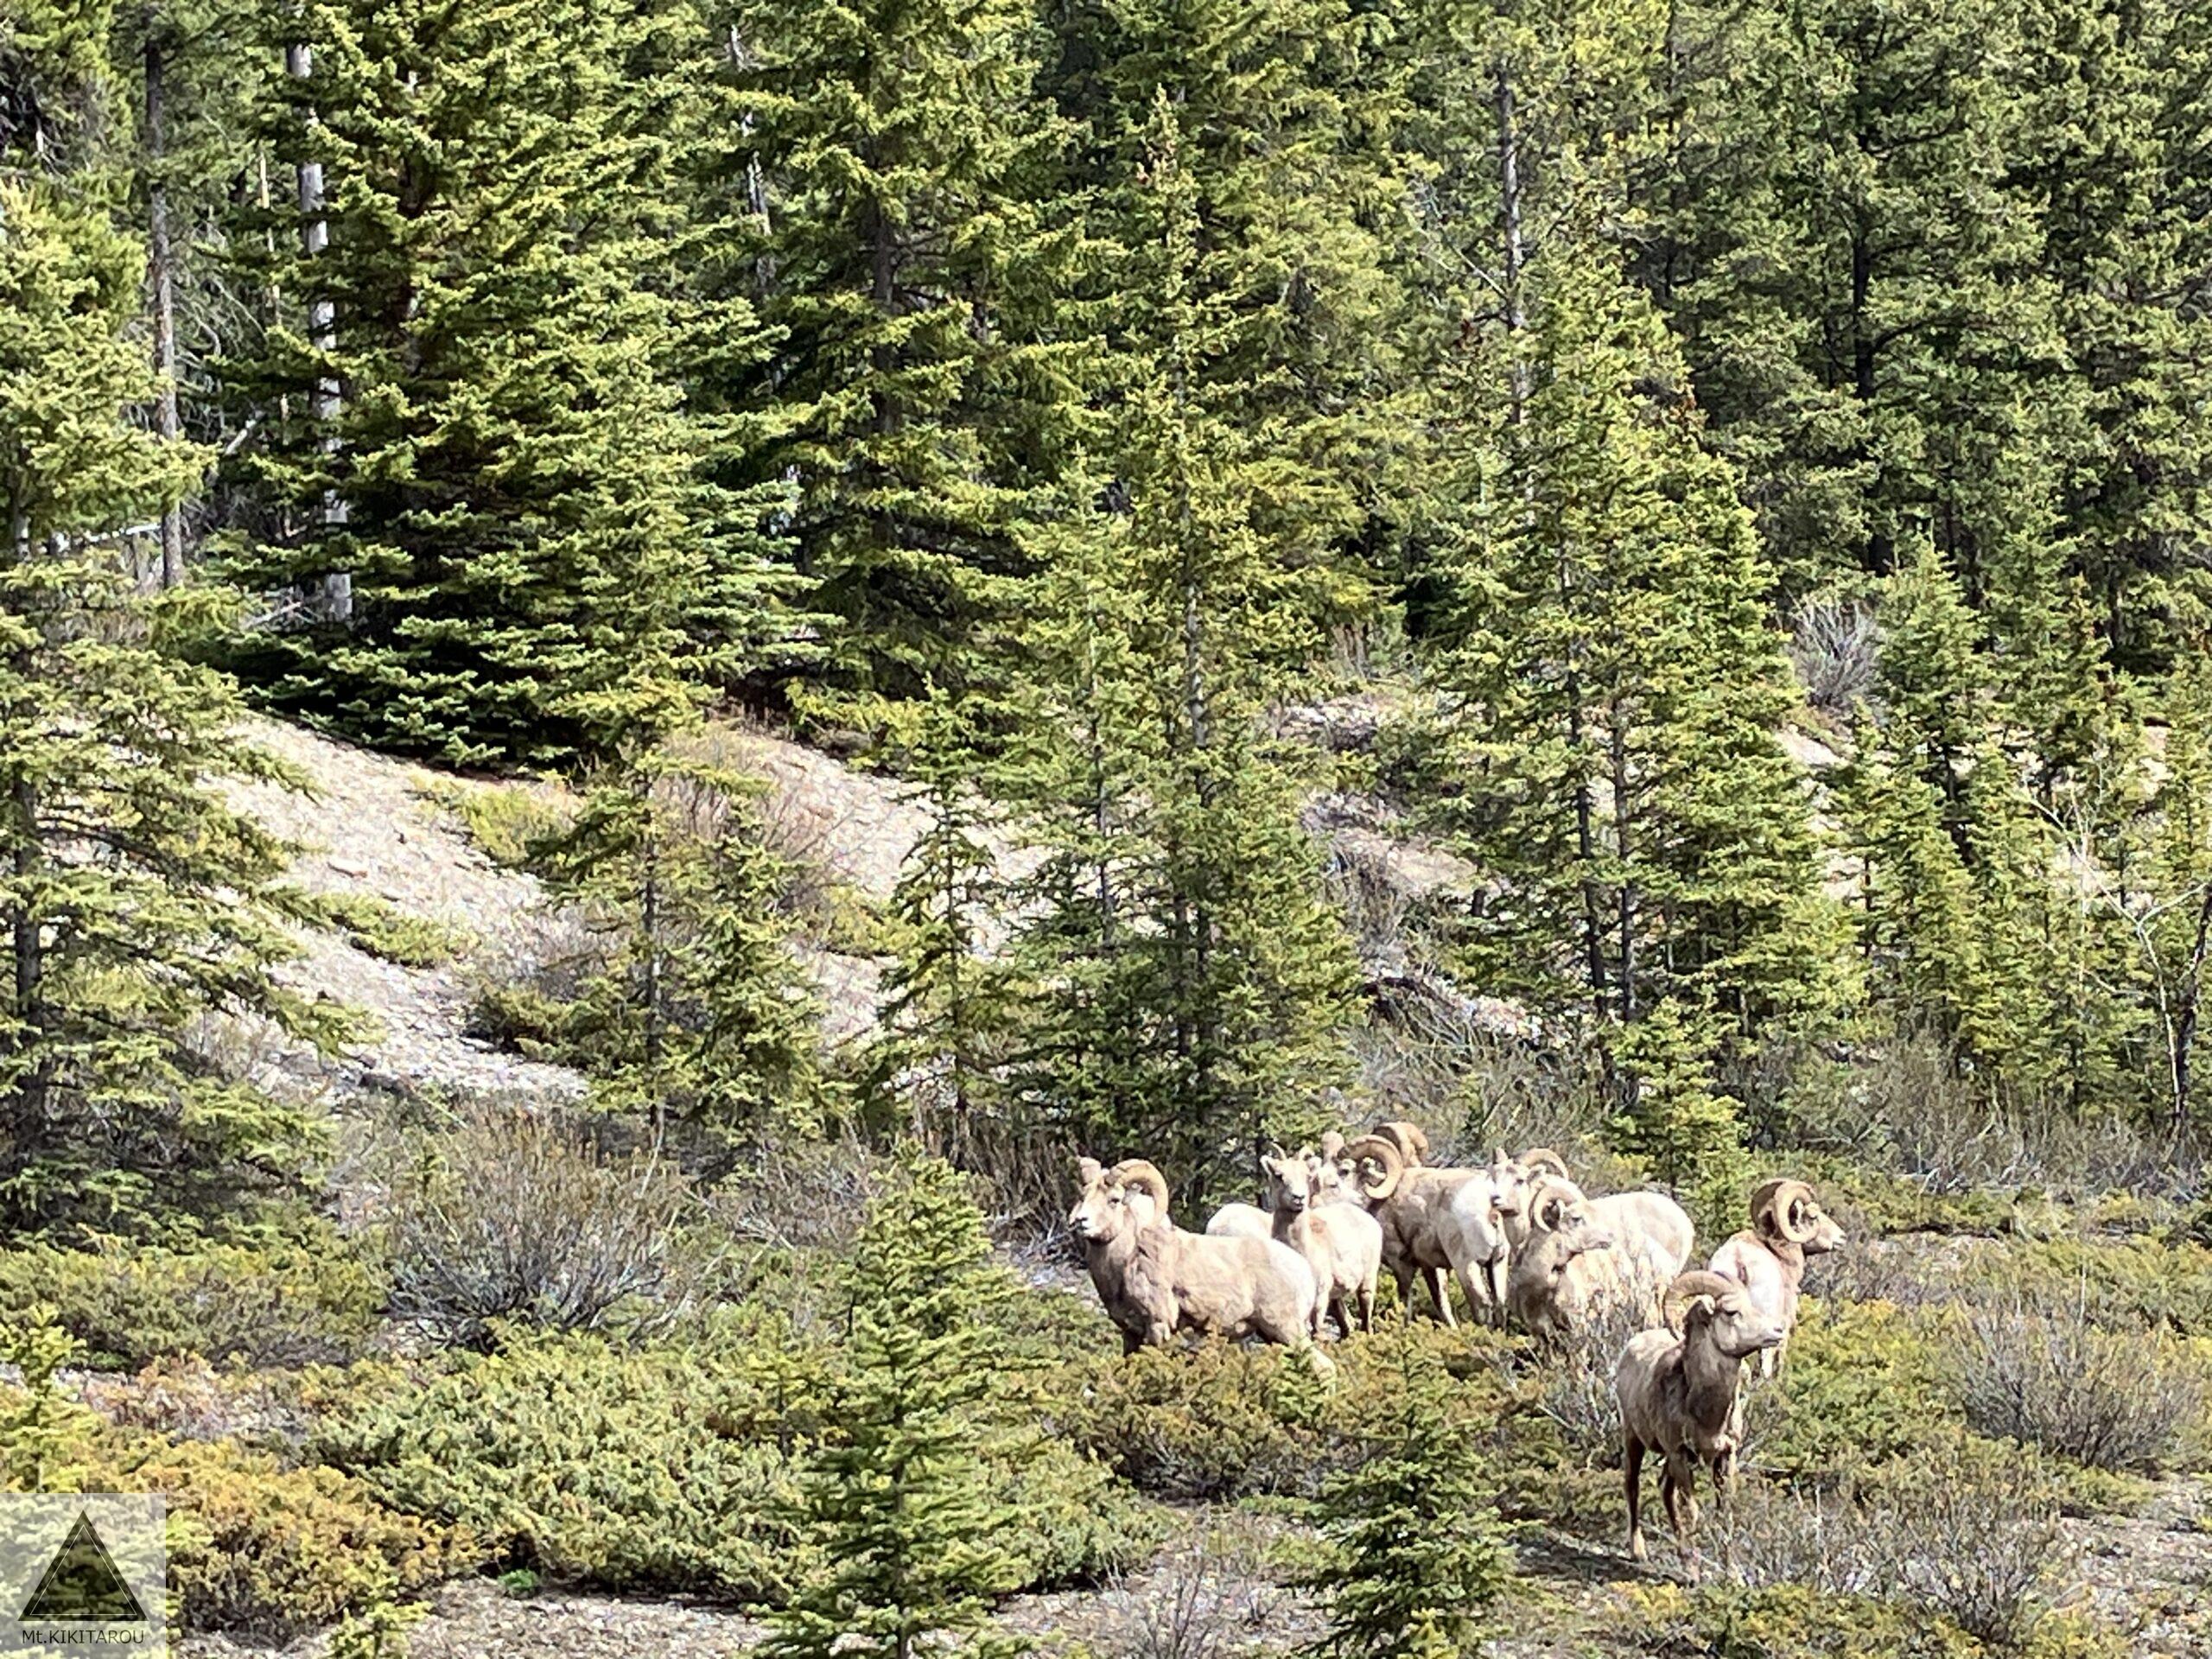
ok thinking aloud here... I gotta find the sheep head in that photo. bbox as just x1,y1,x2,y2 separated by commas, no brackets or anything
1751,1178,1844,1254
1069,1157,1171,1243
1318,1130,1347,1163
1666,1269,1787,1359
1369,1119,1430,1166
1342,1134,1408,1202
1262,1149,1319,1214
1485,1147,1532,1223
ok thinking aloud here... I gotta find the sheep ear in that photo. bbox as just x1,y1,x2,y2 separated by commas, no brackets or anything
1077,1157,1103,1185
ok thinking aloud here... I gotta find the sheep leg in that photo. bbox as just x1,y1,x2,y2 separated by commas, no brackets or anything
1664,1453,1700,1582
1624,1440,1647,1562
1425,1265,1457,1327
1355,1280,1376,1334
1121,1327,1144,1357
1454,1262,1490,1327
1486,1258,1509,1329
1391,1263,1417,1319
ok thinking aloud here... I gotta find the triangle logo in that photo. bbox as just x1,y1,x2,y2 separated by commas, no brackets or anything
17,1510,148,1624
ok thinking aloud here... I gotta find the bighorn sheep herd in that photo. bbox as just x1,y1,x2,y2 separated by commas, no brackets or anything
1068,1121,1846,1575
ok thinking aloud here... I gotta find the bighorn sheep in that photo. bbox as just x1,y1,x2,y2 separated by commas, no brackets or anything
1616,1270,1787,1575
1503,1176,1619,1338
1707,1178,1844,1379
1338,1134,1527,1325
1259,1150,1382,1337
1588,1187,1696,1279
1070,1159,1319,1354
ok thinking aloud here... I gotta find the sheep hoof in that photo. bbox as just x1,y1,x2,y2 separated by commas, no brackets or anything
1628,1535,1647,1563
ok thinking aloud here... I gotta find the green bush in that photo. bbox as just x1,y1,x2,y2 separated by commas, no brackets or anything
1967,1235,2212,1338
420,779,572,868
1745,1300,1961,1481
0,1313,453,1639
314,1323,1152,1603
1054,1325,1527,1505
310,891,472,968
124,1440,458,1637
0,1238,385,1370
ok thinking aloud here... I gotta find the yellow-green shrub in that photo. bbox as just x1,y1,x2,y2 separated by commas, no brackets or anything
0,1316,453,1639
314,1325,1154,1602
0,1238,384,1370
122,1440,457,1637
1745,1300,1961,1480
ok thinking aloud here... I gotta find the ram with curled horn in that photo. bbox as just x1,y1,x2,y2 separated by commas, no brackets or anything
1068,1156,1324,1357
1614,1269,1787,1577
1707,1176,1844,1380
1333,1130,1530,1327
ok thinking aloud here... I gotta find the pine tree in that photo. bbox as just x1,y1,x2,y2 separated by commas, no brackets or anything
220,0,785,769
1427,243,1849,1163
0,110,328,1230
873,693,1020,1158
763,1146,1027,1659
526,747,827,1157
1001,117,1360,1210
718,0,1084,725
1304,1337,1514,1659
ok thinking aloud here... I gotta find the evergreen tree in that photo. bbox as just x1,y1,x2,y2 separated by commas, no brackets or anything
1304,1338,1514,1659
1427,244,1849,1160
763,1145,1027,1659
1001,118,1360,1209
873,693,1020,1158
524,747,828,1157
719,0,1083,724
0,138,327,1230
221,0,784,768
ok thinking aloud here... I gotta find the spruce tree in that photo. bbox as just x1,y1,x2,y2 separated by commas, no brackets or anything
763,1146,1026,1659
1001,117,1360,1210
1427,243,1848,1161
1305,1338,1514,1659
221,0,783,769
873,693,1020,1158
718,0,1083,724
525,747,827,1156
0,130,327,1230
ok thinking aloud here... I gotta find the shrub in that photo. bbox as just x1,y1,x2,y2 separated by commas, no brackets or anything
0,1323,454,1640
0,1237,385,1370
421,779,572,868
1528,1294,1652,1463
1955,1295,2207,1473
1701,1442,2075,1650
1057,1325,1525,1505
1745,1300,1961,1481
315,1328,809,1600
378,1106,693,1349
314,1320,1146,1605
1789,595,1880,715
124,1440,458,1637
311,891,473,968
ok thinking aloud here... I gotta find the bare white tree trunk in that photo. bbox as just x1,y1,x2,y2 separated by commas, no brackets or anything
286,37,350,621
144,16,184,588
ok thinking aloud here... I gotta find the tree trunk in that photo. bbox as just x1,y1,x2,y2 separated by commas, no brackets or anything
2171,882,2212,1131
286,39,351,621
144,20,185,588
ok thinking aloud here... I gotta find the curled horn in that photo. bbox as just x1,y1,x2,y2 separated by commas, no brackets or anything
1110,1159,1172,1215
1342,1134,1407,1202
1664,1269,1742,1332
1372,1120,1430,1165
1752,1178,1820,1244
1516,1146,1572,1180
1525,1174,1576,1233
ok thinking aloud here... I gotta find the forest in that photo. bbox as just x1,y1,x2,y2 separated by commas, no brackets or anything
5,0,2212,1652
